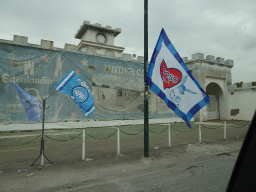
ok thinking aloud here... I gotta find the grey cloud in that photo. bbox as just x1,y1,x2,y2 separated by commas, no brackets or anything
0,0,255,83
242,38,256,51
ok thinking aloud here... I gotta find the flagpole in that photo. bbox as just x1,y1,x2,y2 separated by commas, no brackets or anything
144,0,149,157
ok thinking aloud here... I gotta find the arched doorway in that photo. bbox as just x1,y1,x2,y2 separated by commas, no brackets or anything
206,83,222,120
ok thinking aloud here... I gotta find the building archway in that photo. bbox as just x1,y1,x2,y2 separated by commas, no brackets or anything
206,82,223,120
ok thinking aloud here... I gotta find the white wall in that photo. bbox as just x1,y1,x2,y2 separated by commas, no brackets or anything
230,89,256,120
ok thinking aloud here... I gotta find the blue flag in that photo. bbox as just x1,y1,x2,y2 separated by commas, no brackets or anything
145,29,209,128
54,70,95,117
13,82,41,122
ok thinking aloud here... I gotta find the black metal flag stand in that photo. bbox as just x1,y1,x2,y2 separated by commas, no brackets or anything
31,94,52,166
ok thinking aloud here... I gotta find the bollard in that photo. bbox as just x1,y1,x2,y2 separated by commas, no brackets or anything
224,121,226,140
199,124,202,144
117,128,120,155
168,124,171,147
82,130,85,160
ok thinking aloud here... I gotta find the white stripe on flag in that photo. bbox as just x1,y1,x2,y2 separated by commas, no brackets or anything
55,71,74,90
85,106,95,116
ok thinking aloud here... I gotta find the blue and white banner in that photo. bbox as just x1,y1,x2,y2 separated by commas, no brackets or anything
145,28,209,128
13,82,41,122
54,70,95,117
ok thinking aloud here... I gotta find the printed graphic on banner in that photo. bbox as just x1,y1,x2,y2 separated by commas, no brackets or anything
145,28,209,128
0,42,176,123
13,82,41,122
54,70,95,117
160,59,182,89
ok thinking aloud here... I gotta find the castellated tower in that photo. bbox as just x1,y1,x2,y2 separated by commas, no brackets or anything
74,20,125,58
182,53,234,122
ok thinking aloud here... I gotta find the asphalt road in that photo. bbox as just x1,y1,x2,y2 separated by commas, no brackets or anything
36,151,239,192
65,155,237,192
1,139,243,192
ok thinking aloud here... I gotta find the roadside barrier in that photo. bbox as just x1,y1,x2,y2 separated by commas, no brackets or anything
149,126,169,134
199,121,226,143
45,132,83,142
200,122,225,129
120,128,144,135
198,121,250,144
1,121,249,162
0,135,41,147
199,121,225,143
169,124,193,132
199,124,202,144
117,128,120,155
82,130,85,160
168,124,171,147
224,121,226,140
80,124,185,160
46,130,118,161
85,130,117,140
227,121,251,128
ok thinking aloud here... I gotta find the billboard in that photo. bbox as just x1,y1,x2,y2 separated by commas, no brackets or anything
0,43,175,123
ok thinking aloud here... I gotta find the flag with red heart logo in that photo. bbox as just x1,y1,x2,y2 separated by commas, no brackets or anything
145,28,209,128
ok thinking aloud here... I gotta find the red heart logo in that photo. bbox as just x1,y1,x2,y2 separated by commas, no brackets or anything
160,59,182,89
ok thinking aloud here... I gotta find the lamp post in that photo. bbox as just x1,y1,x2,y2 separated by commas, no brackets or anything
144,0,149,157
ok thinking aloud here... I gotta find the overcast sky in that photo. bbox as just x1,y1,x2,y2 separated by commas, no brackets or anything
1,0,255,84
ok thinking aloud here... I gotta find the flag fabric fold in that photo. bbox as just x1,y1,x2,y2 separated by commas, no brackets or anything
13,82,41,122
145,28,209,128
54,70,95,117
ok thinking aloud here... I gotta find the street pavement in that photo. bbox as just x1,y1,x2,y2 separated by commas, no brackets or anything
0,120,250,191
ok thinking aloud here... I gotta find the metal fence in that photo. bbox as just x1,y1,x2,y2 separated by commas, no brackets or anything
0,121,250,165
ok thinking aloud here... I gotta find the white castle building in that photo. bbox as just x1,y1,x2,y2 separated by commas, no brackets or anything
0,20,255,123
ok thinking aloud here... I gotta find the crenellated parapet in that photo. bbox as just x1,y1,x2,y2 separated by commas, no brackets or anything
228,82,256,92
182,53,234,68
0,20,150,63
182,53,234,88
74,20,121,42
2,35,236,66
0,34,145,63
